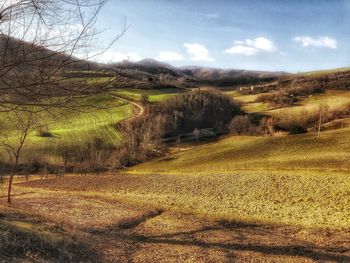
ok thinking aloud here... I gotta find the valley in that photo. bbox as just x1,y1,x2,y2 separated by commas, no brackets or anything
1,2,350,260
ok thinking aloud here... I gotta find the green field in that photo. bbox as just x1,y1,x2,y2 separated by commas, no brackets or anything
0,93,133,162
113,88,184,102
224,90,272,113
0,86,183,163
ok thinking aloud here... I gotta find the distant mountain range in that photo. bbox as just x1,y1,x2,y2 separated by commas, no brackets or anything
2,36,349,90
103,58,287,89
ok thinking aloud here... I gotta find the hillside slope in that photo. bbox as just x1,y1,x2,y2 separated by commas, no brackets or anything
131,128,350,173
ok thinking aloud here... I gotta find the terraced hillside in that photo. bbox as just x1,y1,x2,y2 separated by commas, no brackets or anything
113,88,183,102
0,93,133,163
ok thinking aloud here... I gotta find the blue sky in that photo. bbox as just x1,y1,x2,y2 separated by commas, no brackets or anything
96,0,350,72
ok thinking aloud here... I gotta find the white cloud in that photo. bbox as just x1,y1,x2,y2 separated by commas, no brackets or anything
225,46,259,56
156,51,184,62
294,36,337,49
225,37,276,56
184,43,214,62
96,51,141,63
247,37,276,51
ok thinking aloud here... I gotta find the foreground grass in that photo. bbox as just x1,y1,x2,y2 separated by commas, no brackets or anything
11,164,348,231
0,207,98,262
3,183,349,262
16,170,350,229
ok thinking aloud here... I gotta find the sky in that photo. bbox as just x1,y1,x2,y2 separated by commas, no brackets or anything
95,0,350,72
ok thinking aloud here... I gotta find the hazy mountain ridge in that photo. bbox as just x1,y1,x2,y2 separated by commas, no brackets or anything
2,36,350,90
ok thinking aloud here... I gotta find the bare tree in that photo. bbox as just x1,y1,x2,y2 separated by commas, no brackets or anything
87,137,113,175
57,143,73,176
229,115,256,135
0,0,125,203
0,109,42,204
0,0,126,113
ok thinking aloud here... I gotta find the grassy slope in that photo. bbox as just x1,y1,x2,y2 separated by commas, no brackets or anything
228,89,350,115
267,90,350,117
118,87,350,229
224,90,272,113
112,88,183,102
132,127,350,173
1,93,133,162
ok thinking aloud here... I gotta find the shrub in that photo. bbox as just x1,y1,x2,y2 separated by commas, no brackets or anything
36,126,53,137
288,124,308,134
229,115,257,135
256,91,295,107
255,81,325,107
140,94,149,105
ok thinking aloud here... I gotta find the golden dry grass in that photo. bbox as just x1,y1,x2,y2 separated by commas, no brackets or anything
267,90,350,117
133,127,350,173
13,170,350,230
226,89,350,114
1,180,350,262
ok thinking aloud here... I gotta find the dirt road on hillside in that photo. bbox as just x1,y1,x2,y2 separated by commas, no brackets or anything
111,94,144,121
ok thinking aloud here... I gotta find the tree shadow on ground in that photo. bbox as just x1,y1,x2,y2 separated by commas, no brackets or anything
0,212,101,263
88,214,350,262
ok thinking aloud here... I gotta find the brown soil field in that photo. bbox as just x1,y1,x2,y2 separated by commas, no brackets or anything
0,174,349,262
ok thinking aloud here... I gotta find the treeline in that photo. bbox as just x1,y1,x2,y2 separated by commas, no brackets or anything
117,88,241,165
0,138,115,180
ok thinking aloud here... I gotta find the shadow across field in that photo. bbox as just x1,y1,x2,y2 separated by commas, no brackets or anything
88,214,350,262
5,181,350,262
0,212,101,262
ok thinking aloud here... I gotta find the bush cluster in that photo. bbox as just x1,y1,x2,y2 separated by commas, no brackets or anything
256,84,325,107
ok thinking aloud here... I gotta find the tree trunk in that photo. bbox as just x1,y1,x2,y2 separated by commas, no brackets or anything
7,169,14,205
8,159,18,205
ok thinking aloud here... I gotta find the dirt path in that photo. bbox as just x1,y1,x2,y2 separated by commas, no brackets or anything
111,94,144,121
1,184,349,262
